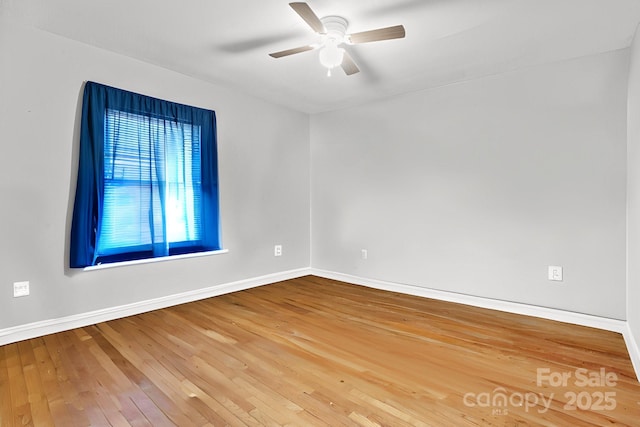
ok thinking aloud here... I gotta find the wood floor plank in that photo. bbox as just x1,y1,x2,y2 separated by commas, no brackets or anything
5,343,32,426
56,330,113,426
1,275,639,426
18,340,55,427
31,337,73,426
0,346,15,427
40,333,93,426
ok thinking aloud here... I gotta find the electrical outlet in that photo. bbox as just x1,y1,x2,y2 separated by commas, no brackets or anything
548,266,563,282
274,245,282,257
13,281,30,297
361,249,368,260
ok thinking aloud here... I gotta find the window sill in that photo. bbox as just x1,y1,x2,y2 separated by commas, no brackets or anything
83,249,229,271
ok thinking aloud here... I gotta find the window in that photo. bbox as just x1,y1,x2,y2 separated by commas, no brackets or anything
70,82,221,268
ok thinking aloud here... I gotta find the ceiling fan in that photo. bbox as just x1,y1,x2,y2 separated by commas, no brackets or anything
269,2,406,76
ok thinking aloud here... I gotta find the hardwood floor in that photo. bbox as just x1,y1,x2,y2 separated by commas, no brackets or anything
1,275,639,426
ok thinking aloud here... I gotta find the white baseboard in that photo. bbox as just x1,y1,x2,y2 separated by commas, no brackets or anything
0,268,312,346
311,268,640,382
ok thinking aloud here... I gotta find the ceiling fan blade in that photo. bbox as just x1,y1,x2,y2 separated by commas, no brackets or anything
341,51,360,76
348,25,406,44
269,45,315,58
289,2,326,34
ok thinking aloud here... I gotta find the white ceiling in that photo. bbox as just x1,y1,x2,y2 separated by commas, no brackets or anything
4,0,640,113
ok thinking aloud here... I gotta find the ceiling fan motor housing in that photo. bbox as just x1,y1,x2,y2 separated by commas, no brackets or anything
321,16,348,44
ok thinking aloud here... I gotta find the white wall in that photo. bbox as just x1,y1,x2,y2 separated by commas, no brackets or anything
311,50,629,319
628,26,640,357
0,19,310,330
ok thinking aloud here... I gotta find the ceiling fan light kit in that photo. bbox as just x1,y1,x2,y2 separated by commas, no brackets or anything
318,43,344,76
269,2,406,77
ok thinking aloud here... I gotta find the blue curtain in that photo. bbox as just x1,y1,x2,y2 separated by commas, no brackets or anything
70,81,220,268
